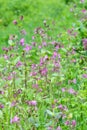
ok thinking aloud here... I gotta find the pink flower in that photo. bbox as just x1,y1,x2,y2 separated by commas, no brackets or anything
0,104,4,109
82,74,87,78
58,104,63,110
16,61,23,67
61,88,66,92
27,100,37,106
10,115,20,123
82,38,87,50
80,0,84,3
11,101,17,107
20,15,23,20
72,120,76,127
13,20,17,25
65,120,70,125
21,29,27,35
56,126,62,130
4,55,8,60
40,68,48,76
72,78,76,84
20,38,25,46
68,88,76,95
24,45,32,52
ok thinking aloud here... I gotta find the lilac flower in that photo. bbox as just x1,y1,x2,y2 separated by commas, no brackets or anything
11,101,17,107
16,61,23,68
80,0,84,3
24,45,32,52
30,72,37,76
82,9,86,13
20,38,25,46
82,38,87,50
58,104,63,110
56,126,62,130
72,120,76,126
0,91,4,95
68,88,76,95
32,84,38,88
7,75,12,80
42,42,47,46
72,78,76,84
20,15,23,20
4,55,8,60
32,36,35,40
40,68,48,76
0,104,4,109
61,88,66,92
13,20,17,25
65,120,70,125
10,115,20,123
82,74,87,78
26,100,37,106
21,29,27,35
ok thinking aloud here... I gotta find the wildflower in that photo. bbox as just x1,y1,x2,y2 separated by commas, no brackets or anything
20,15,23,20
16,61,23,67
10,115,20,123
82,74,87,78
61,88,66,92
32,36,35,40
20,38,25,46
68,88,76,95
72,120,76,126
13,20,17,25
82,38,87,50
42,42,47,46
0,104,4,109
24,45,32,52
72,78,76,84
40,68,48,76
11,101,17,107
58,104,63,110
56,126,62,130
0,91,4,95
21,29,27,35
4,54,8,60
27,100,37,106
65,120,70,125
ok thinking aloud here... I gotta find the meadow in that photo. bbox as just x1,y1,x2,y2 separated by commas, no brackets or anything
0,0,87,130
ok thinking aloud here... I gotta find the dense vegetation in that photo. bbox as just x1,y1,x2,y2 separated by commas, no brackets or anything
0,0,87,130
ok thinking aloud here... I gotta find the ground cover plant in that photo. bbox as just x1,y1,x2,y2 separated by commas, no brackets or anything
0,0,87,130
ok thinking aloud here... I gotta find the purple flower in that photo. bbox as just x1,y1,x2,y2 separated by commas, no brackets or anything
13,20,17,25
68,88,76,95
42,42,47,46
20,15,23,20
20,38,25,46
10,115,20,123
58,104,63,110
61,88,66,92
65,120,70,125
56,126,62,130
82,38,87,50
27,100,37,106
24,45,32,52
11,101,17,107
82,74,87,78
40,68,48,76
72,120,76,127
16,61,23,68
0,91,4,95
0,104,4,109
21,29,27,35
